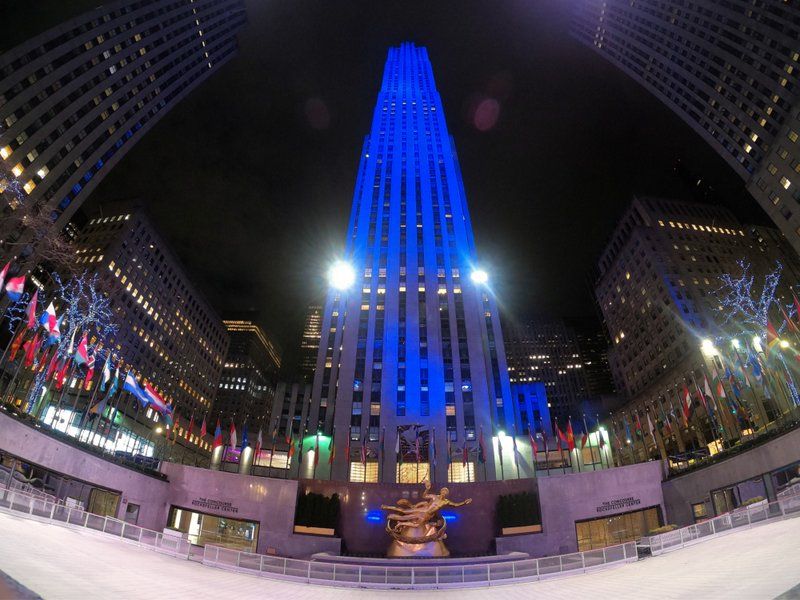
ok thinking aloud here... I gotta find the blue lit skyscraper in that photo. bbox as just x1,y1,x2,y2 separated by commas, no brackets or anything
308,43,513,484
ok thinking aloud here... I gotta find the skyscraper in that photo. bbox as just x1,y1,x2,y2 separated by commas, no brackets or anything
309,43,513,483
299,304,322,382
0,0,246,251
572,0,800,255
216,319,281,424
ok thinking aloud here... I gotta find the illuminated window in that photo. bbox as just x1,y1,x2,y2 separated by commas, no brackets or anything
11,164,23,177
781,176,791,189
349,461,379,482
23,180,36,194
397,462,430,483
448,461,475,483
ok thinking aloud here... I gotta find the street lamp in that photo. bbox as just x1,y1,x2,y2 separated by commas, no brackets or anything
470,269,488,285
328,260,355,290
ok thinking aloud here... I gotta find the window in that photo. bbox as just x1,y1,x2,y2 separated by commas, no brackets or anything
349,461,378,482
397,462,430,483
448,461,475,483
692,502,708,522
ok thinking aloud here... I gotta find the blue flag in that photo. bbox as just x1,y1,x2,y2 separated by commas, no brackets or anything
241,423,249,450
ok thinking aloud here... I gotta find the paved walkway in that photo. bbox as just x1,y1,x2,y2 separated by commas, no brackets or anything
0,511,798,599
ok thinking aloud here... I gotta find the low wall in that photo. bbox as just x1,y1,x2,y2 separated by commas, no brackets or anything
0,411,169,529
662,427,800,526
303,461,665,557
160,463,340,558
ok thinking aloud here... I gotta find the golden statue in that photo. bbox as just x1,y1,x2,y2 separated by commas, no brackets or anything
381,480,472,557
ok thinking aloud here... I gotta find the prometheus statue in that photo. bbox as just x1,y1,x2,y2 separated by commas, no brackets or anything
381,480,472,557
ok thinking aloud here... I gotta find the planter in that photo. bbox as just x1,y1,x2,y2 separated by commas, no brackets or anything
293,525,336,536
501,524,542,536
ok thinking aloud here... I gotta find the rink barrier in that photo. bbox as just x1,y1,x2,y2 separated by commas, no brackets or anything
639,485,800,557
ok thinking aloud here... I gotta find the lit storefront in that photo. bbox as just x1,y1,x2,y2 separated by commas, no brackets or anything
168,505,259,552
575,505,662,551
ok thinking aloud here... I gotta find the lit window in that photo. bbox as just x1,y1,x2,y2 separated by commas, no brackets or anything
781,176,791,189
11,164,23,177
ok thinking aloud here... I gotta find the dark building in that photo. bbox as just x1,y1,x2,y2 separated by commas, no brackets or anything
504,316,590,425
572,0,800,255
215,319,281,425
73,204,229,455
299,304,322,383
0,0,246,253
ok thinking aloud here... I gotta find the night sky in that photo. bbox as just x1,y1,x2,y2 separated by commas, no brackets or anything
79,0,767,368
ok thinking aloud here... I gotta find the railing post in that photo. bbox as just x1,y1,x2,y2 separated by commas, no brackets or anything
411,568,415,586
461,566,465,584
260,554,265,573
236,551,241,568
332,563,336,581
581,552,586,571
307,561,311,582
747,508,752,528
49,502,55,521
283,558,287,575
602,547,607,563
487,564,491,583
358,566,362,584
559,555,563,573
511,562,515,580
535,559,540,579
710,519,716,536
66,507,71,525
85,512,90,528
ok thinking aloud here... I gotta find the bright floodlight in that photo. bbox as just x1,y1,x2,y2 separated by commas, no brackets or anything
780,339,790,349
328,260,356,290
700,339,715,355
470,269,489,285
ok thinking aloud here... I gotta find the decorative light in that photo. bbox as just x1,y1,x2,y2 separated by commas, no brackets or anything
700,339,716,355
155,426,163,434
752,336,763,353
470,269,488,285
780,339,790,349
327,260,355,290
731,338,741,350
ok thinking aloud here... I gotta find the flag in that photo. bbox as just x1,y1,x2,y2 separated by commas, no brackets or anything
123,371,148,407
142,381,172,416
40,301,56,332
288,435,296,460
478,427,487,464
23,333,39,368
213,419,223,449
646,411,656,442
361,437,367,466
84,348,96,390
703,376,716,412
255,428,263,457
229,421,237,450
45,350,59,381
187,413,195,441
682,385,692,425
430,428,437,468
88,392,109,417
555,421,565,451
462,442,468,466
766,320,780,354
46,315,62,345
5,275,25,302
597,417,606,449
298,439,304,464
314,434,320,467
99,354,112,392
395,429,402,464
0,262,9,291
74,333,89,366
748,352,763,381
566,419,576,451
328,433,335,465
9,329,25,361
580,426,588,450
241,423,249,450
529,426,538,460
55,360,70,390
780,305,799,334
107,366,120,397
171,414,180,443
25,290,38,329
200,415,207,438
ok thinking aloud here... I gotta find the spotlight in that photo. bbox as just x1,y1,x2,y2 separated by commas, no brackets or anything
780,339,790,349
328,260,356,290
470,269,488,284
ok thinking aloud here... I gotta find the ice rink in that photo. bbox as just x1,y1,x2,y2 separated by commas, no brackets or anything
0,510,798,599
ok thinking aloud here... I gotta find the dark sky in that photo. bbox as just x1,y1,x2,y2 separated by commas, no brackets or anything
82,0,766,367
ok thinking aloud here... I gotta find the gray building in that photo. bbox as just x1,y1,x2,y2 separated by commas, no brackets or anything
572,0,800,255
0,0,245,252
74,204,229,455
299,304,322,383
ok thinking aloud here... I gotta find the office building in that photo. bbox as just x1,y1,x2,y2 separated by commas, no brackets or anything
0,0,245,251
572,0,800,255
74,204,229,454
595,197,800,461
309,43,514,484
504,317,589,425
299,304,322,382
216,319,281,424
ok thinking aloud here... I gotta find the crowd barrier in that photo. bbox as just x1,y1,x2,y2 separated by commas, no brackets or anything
640,485,800,556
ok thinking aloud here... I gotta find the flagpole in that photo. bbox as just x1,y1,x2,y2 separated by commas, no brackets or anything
582,414,597,471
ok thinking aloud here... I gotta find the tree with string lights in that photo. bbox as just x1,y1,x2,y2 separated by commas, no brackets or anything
715,259,782,336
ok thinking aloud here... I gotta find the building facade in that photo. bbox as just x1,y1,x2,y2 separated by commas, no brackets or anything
215,319,281,425
595,197,800,463
309,43,514,483
0,0,245,250
504,316,589,425
572,0,800,255
73,204,229,455
299,304,322,382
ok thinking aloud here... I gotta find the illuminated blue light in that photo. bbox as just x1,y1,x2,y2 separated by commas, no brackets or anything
441,512,457,522
365,510,382,522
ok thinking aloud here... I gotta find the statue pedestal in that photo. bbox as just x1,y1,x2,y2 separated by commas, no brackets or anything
386,525,450,558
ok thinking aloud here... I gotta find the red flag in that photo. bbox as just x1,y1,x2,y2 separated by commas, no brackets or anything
200,416,207,438
45,352,59,381
555,422,564,452
9,330,25,361
328,436,336,465
55,360,70,390
766,320,780,353
682,386,692,425
213,418,223,449
566,419,576,451
83,349,96,391
23,333,39,368
187,414,195,441
26,290,38,330
288,436,296,460
580,429,588,450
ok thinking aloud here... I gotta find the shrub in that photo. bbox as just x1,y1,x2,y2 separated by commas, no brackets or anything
496,491,540,529
740,496,766,507
648,524,678,535
295,492,340,530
